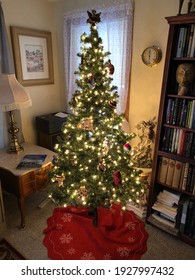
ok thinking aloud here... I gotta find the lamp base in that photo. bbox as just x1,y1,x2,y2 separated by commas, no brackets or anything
7,111,24,154
7,144,24,154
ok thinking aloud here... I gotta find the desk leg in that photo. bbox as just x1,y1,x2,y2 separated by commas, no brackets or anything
18,196,25,229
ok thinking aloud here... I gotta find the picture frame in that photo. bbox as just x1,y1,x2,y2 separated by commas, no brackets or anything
10,26,54,86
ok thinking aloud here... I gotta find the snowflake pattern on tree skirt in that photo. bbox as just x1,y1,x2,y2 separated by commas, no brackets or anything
43,204,148,260
59,233,73,244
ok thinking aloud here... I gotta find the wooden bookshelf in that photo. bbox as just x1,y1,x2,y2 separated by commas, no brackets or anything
146,14,195,247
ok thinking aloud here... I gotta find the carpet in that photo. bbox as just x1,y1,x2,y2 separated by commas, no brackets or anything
0,238,26,260
43,204,148,260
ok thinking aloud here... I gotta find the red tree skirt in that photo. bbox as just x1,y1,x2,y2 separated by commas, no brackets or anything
43,204,148,260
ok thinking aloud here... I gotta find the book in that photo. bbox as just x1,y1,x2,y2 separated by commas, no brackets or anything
175,99,183,126
175,196,188,229
16,154,47,170
165,159,175,185
181,100,188,127
181,162,190,191
190,166,195,194
183,25,191,57
170,128,177,153
152,202,177,219
151,211,175,228
185,164,193,192
185,100,193,128
173,128,180,153
172,160,183,188
157,157,169,184
156,190,180,207
190,24,195,57
165,98,173,124
180,197,190,233
177,129,186,156
169,100,175,124
168,128,174,152
172,98,179,125
178,99,187,127
176,27,186,57
179,162,186,189
162,128,172,152
187,24,195,57
189,100,195,128
184,198,195,236
183,132,193,157
181,27,188,57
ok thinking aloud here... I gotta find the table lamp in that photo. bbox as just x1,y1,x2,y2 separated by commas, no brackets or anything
0,73,32,153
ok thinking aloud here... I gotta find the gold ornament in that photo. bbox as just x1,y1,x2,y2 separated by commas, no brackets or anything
77,118,93,130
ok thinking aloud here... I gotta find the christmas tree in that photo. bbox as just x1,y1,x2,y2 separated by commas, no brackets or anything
48,10,146,221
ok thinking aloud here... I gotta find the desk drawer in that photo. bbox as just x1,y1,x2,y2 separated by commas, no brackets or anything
22,181,36,196
20,171,35,184
35,167,50,190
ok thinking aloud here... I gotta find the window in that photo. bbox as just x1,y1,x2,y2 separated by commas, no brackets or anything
63,1,134,116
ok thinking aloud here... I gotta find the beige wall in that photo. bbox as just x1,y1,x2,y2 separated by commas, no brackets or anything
1,0,62,144
0,0,190,145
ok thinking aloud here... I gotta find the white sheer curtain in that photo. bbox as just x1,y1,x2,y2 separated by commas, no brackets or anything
63,0,134,114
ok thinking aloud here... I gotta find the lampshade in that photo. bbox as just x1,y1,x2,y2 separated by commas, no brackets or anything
0,74,32,111
0,73,32,153
0,3,32,153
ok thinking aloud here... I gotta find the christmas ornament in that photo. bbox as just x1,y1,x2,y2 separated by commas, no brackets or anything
87,10,101,25
98,162,106,172
102,138,112,154
52,155,58,164
109,100,117,108
123,143,131,152
77,118,93,130
55,175,65,187
107,59,115,75
78,186,87,198
88,74,95,87
113,171,122,186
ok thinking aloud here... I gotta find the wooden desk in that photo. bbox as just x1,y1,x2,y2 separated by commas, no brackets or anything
0,180,6,233
0,143,54,228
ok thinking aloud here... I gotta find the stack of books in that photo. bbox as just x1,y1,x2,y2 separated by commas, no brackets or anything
126,201,147,220
151,190,181,229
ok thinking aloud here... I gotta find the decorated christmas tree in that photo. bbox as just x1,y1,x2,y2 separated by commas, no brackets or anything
48,10,146,223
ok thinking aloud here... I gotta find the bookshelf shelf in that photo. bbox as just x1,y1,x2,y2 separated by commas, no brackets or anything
167,94,195,100
173,57,195,61
147,14,195,246
158,150,195,165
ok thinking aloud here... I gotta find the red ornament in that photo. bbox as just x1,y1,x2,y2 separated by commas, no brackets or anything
113,171,122,186
107,59,115,75
123,143,131,152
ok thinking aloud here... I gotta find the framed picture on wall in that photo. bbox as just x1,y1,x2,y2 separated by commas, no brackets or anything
10,26,54,86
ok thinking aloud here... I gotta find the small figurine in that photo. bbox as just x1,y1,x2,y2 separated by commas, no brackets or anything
176,63,195,96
